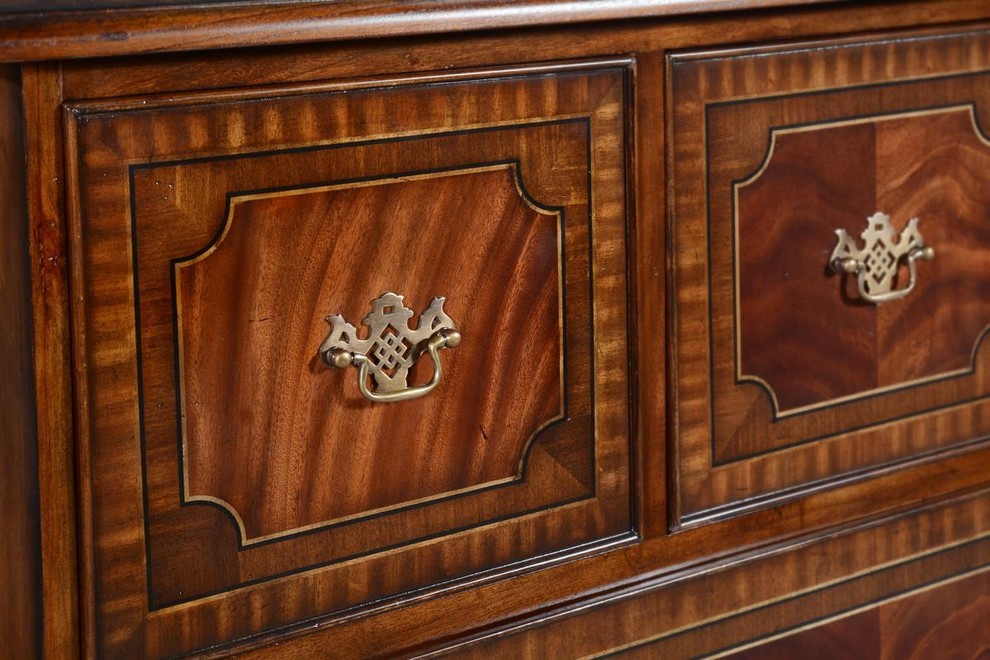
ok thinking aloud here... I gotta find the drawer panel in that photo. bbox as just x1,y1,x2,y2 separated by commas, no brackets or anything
173,163,568,544
737,107,990,415
668,28,990,523
66,63,632,655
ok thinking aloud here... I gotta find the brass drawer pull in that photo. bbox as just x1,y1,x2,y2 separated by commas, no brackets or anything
829,212,934,304
319,292,461,403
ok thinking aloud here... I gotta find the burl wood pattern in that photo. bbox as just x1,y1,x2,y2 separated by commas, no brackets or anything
669,29,990,521
66,64,630,656
737,108,990,414
178,166,562,541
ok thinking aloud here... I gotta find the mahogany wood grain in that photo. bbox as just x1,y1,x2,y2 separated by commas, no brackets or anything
57,4,990,100
205,446,990,656
633,51,669,539
4,1,990,657
177,166,563,541
0,0,847,63
0,62,81,659
723,610,880,660
65,63,631,655
0,62,41,660
0,0,844,11
50,0,989,577
736,121,880,410
338,491,990,658
736,108,990,414
22,62,84,659
880,571,990,659
723,569,990,659
708,84,990,465
668,27,990,522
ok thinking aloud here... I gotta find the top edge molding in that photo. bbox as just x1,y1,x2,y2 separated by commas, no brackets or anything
0,0,846,62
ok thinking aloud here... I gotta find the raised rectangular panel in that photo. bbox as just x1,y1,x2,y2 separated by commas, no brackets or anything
668,28,990,524
173,164,567,545
65,62,633,656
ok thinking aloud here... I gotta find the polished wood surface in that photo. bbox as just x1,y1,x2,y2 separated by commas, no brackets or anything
3,1,990,658
377,492,990,658
0,63,40,659
22,62,83,659
726,610,880,660
177,165,563,541
55,2,990,100
727,569,990,659
880,570,990,659
0,0,847,62
669,27,990,522
737,108,990,413
65,64,631,655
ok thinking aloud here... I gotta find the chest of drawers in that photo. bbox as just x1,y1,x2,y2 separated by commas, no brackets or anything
2,1,990,657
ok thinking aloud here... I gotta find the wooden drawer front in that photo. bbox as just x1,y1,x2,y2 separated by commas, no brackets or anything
668,29,990,523
66,63,632,656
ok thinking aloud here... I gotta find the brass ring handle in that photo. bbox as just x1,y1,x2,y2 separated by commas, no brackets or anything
318,292,460,404
829,212,935,304
324,329,461,403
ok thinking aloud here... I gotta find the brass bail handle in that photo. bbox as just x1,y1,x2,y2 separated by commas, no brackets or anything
829,212,935,304
318,292,461,403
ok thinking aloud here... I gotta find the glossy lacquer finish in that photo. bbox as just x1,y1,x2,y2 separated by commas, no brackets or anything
65,64,632,656
177,166,562,541
0,0,842,62
738,108,990,414
5,2,990,657
0,63,41,659
669,28,990,523
727,569,990,659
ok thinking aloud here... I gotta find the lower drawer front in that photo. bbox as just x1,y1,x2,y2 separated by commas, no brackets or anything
66,63,632,655
727,570,990,660
668,27,990,522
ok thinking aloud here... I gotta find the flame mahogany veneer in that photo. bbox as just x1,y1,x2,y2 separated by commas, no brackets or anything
2,1,990,657
669,30,990,522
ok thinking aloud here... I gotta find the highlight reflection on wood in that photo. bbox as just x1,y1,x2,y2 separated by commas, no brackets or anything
176,166,563,542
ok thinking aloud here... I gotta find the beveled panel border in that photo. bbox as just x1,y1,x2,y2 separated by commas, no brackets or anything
668,26,990,528
729,103,990,420
125,119,602,606
706,89,990,467
64,59,633,652
408,487,990,657
169,160,569,546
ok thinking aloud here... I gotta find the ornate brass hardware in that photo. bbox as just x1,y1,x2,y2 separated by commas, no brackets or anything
829,212,934,304
319,292,461,403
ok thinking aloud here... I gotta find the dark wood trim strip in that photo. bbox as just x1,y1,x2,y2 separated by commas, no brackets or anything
0,61,42,660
